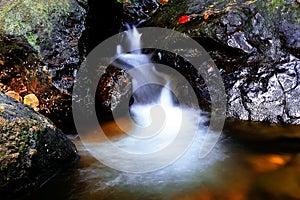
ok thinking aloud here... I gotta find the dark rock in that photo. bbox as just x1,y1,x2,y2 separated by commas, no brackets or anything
96,65,132,120
0,93,78,198
0,0,86,130
122,0,160,27
82,0,123,55
0,33,75,130
139,0,300,124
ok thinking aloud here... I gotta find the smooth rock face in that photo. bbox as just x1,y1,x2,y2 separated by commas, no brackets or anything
0,93,78,197
134,0,300,124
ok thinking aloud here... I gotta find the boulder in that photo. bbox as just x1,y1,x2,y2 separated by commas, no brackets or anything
0,0,86,130
0,92,79,198
139,0,300,124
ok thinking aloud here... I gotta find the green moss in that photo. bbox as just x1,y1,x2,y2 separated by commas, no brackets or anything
0,0,71,53
256,0,300,23
33,127,45,141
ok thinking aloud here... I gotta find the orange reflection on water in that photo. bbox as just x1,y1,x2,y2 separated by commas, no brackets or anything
245,154,291,173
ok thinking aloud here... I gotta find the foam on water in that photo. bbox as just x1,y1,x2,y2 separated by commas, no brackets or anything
82,26,227,175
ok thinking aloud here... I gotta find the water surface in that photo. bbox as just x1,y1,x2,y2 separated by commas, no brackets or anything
31,119,300,200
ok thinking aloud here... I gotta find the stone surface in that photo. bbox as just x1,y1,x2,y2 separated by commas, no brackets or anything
0,93,78,197
96,65,132,113
122,0,160,26
139,0,300,124
0,0,86,130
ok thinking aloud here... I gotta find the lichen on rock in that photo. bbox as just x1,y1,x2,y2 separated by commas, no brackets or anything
0,93,79,197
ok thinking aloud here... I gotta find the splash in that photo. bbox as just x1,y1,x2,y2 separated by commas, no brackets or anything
73,25,227,173
83,26,212,172
115,26,184,133
115,26,167,106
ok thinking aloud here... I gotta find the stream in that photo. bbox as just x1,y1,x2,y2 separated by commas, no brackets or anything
28,119,300,200
1,1,300,199
29,25,300,200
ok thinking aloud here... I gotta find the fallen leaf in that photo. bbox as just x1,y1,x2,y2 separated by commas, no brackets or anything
204,12,213,20
159,0,168,4
178,15,190,24
24,94,39,110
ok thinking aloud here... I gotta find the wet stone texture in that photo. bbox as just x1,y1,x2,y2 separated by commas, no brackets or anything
96,65,132,118
0,0,86,130
0,93,78,198
122,0,160,26
133,0,300,124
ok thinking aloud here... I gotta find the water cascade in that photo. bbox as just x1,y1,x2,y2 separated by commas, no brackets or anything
82,26,226,174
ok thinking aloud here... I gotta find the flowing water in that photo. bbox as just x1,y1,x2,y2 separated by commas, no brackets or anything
30,121,300,200
30,27,300,199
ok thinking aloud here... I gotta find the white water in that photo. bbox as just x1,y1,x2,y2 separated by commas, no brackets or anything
81,26,227,174
31,26,297,200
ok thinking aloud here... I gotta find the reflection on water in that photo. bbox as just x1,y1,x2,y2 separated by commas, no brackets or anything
30,120,300,200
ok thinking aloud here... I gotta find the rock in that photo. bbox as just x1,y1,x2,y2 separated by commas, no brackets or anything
82,0,123,55
122,0,160,26
0,93,79,198
140,0,300,124
0,0,86,130
96,65,132,114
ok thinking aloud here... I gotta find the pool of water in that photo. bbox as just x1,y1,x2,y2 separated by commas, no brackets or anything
27,118,300,200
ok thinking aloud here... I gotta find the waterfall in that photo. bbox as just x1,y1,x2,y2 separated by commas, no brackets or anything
81,25,222,173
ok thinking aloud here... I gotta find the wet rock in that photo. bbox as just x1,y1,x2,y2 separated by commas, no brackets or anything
0,0,86,130
82,0,122,55
227,56,300,124
0,33,72,131
143,0,300,124
0,93,78,198
227,32,256,54
122,0,160,26
96,65,132,115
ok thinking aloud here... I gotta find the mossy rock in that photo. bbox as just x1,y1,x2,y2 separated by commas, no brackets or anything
0,0,79,53
0,0,86,77
0,92,79,198
0,0,86,130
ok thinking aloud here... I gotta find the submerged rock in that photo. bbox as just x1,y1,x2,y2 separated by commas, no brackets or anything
0,93,78,197
249,153,300,199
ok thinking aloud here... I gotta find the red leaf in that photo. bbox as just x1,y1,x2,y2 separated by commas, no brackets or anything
178,15,190,24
